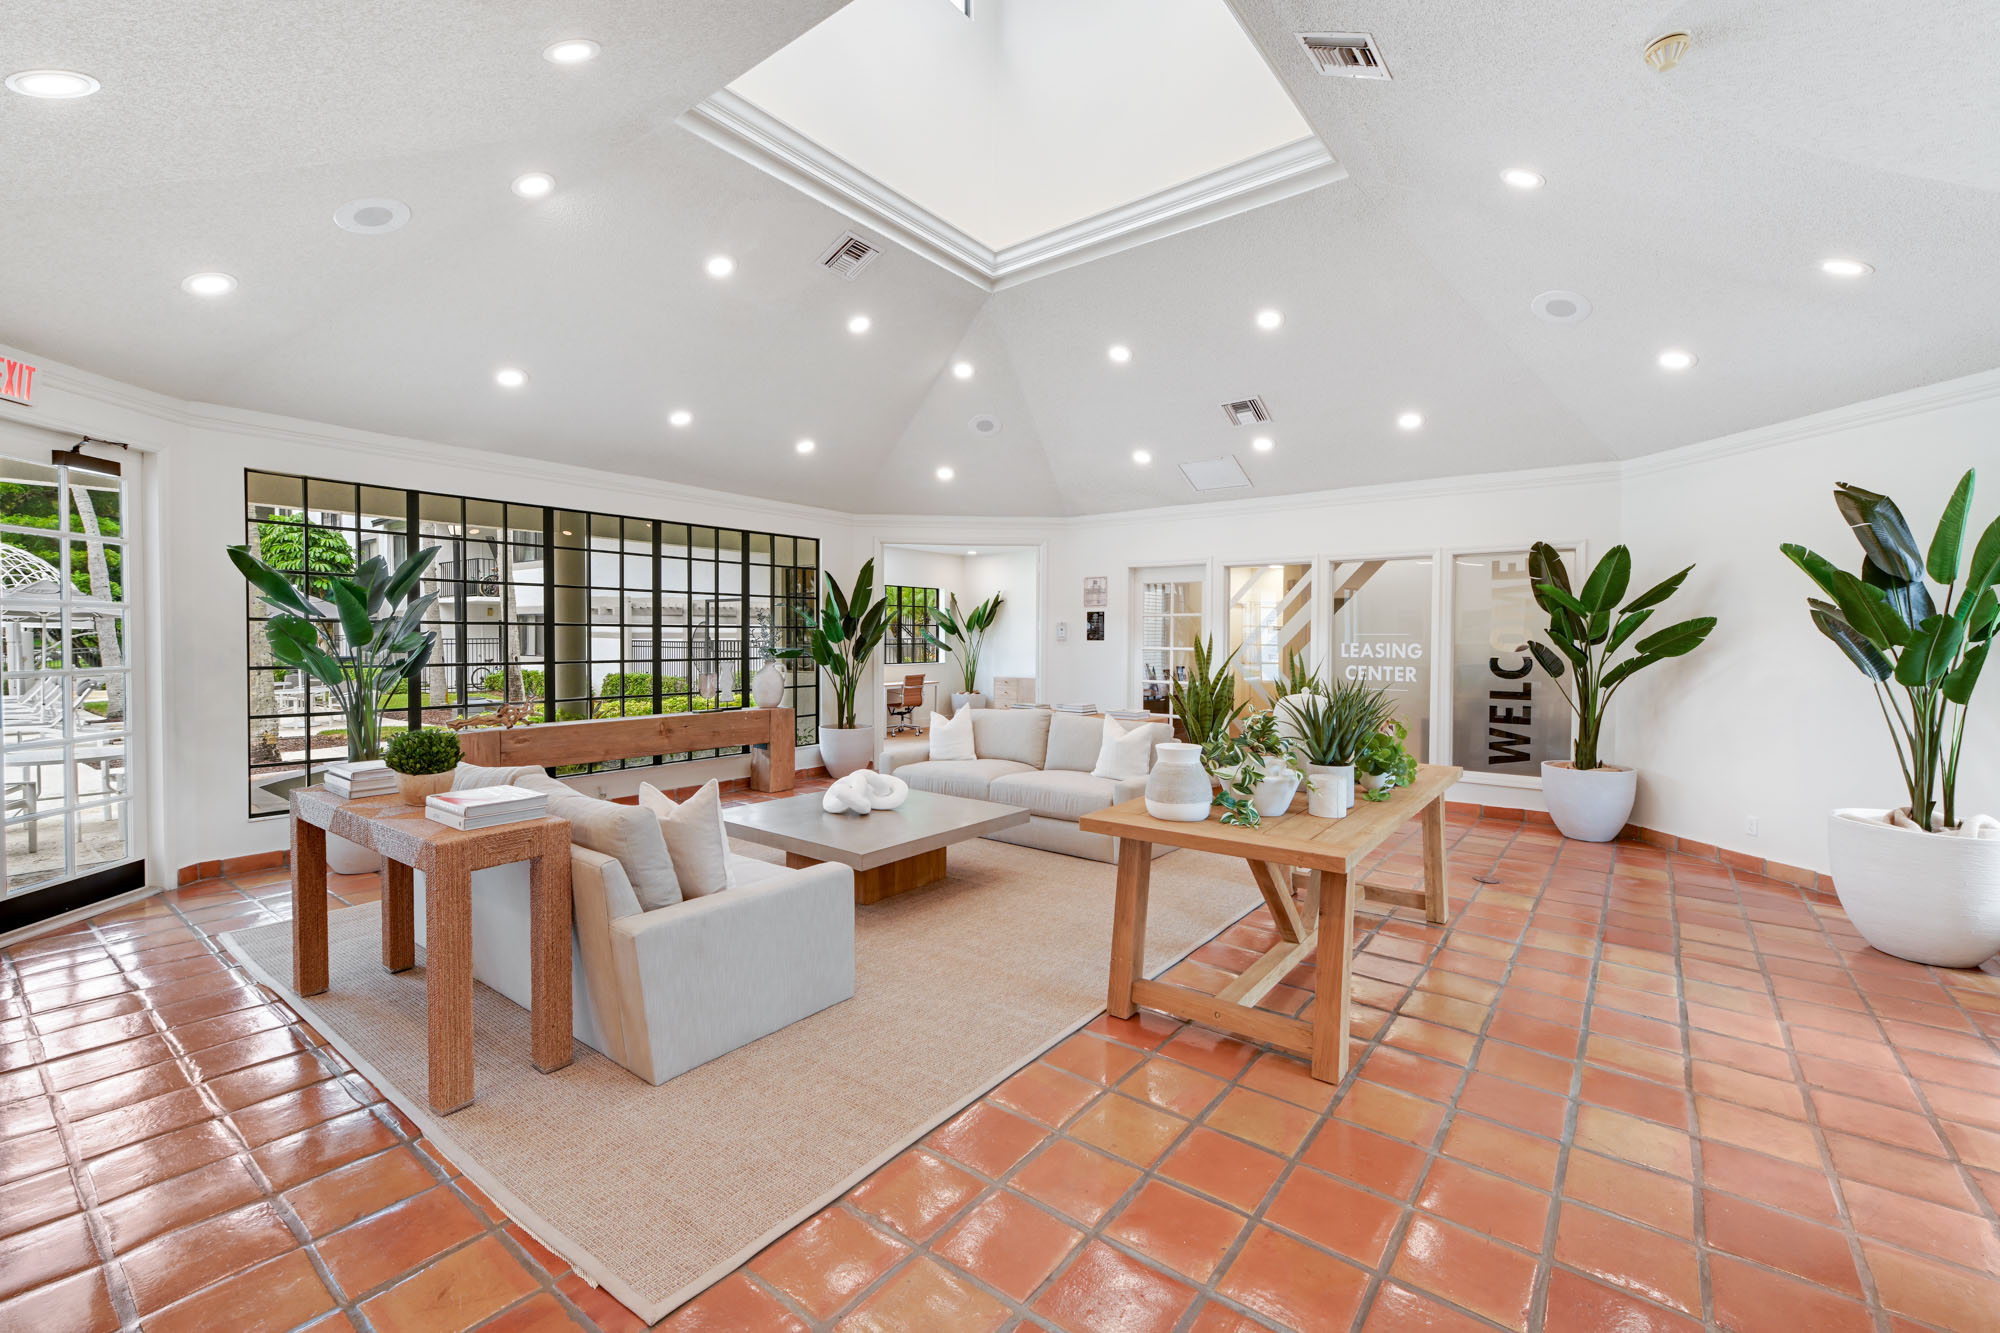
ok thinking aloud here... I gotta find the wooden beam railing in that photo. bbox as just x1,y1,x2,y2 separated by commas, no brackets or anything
455,707,796,792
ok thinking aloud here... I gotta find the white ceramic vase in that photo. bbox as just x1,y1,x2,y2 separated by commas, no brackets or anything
1306,764,1354,819
1145,742,1212,821
1250,761,1301,817
817,726,876,779
1828,808,2000,967
326,833,379,875
1357,769,1389,794
750,659,786,708
1540,760,1638,842
951,691,985,715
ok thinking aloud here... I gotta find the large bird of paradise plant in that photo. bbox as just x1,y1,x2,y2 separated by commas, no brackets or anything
924,592,1005,696
781,559,890,729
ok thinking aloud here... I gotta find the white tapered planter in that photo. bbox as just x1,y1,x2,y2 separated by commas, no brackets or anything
1146,742,1212,821
1306,764,1353,819
1540,761,1638,842
818,726,876,779
1828,809,2000,968
1249,763,1300,817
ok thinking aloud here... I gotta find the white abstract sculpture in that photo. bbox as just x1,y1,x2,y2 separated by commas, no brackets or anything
821,770,910,814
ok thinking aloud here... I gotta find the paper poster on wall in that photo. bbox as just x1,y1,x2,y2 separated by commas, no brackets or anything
1082,575,1107,609
1086,611,1105,641
1450,549,1575,777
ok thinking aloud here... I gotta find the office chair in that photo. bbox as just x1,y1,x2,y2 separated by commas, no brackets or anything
885,673,927,735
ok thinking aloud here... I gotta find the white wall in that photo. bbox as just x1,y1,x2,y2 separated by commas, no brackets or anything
963,548,1039,697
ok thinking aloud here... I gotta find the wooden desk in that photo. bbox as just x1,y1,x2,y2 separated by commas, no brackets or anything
1078,764,1461,1084
289,786,573,1114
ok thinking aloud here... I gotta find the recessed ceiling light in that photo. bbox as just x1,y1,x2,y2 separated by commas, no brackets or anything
795,438,816,455
333,198,410,234
705,255,735,279
668,409,692,428
1821,258,1873,278
181,272,237,297
1132,449,1152,465
936,466,955,481
967,549,978,556
847,314,871,334
1255,309,1284,331
1397,411,1424,430
1251,435,1274,452
6,69,99,99
1108,344,1132,364
1657,349,1696,371
542,39,600,65
1501,168,1545,190
494,367,528,389
511,172,555,199
951,360,974,380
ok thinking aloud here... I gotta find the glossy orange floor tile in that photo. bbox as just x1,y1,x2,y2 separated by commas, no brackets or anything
7,798,2000,1330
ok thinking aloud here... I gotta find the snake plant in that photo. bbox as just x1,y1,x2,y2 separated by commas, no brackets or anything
925,592,1004,695
1170,635,1248,747
1527,544,1717,771
1783,471,1998,830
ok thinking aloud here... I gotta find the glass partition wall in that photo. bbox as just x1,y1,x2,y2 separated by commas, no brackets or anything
246,471,819,816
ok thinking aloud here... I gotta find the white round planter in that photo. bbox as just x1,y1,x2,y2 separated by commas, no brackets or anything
326,833,379,875
1145,742,1212,821
1828,808,2000,968
950,691,985,715
818,726,876,779
1250,763,1301,817
1541,760,1638,843
1357,769,1389,794
1306,764,1353,819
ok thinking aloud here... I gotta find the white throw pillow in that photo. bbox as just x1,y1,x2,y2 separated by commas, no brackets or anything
929,709,975,761
637,780,735,899
554,793,682,912
1091,714,1155,782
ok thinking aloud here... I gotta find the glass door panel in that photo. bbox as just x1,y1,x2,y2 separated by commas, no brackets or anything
1450,548,1578,778
1226,562,1314,711
1327,557,1435,760
1132,565,1204,718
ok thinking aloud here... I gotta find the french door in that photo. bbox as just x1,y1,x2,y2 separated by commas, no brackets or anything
1131,564,1205,719
0,453,138,901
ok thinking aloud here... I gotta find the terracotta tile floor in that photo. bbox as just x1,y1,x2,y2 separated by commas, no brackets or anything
6,796,2000,1332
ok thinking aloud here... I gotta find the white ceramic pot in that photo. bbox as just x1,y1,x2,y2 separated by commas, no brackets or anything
818,726,876,779
1357,769,1389,794
1306,764,1353,819
951,691,985,715
1145,742,1212,821
750,660,786,709
1828,808,2000,967
326,833,379,875
1541,760,1638,842
1250,761,1301,817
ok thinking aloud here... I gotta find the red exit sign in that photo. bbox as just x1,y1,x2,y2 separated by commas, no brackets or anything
0,357,36,406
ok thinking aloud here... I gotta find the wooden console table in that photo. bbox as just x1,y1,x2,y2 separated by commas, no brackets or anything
456,707,796,791
1079,764,1461,1084
289,787,573,1114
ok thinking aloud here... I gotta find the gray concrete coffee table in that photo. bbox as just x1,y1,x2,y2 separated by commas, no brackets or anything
723,789,1028,904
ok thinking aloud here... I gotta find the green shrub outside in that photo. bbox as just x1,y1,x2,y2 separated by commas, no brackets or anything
384,727,462,775
592,694,748,720
598,672,691,698
480,668,545,697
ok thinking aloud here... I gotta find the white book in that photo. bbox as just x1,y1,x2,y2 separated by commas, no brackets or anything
327,759,391,779
426,785,546,813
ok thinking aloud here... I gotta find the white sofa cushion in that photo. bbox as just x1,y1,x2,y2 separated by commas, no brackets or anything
970,708,1052,768
1044,712,1103,773
544,790,683,911
928,708,975,760
989,770,1144,822
637,780,734,899
1091,715,1158,781
896,758,1033,801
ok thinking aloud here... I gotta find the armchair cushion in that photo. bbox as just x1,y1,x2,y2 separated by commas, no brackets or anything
548,791,682,911
637,780,734,899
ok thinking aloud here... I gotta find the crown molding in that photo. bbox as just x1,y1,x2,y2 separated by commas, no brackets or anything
679,90,1341,291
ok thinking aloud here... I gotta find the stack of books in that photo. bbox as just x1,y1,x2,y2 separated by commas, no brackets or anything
1055,702,1097,714
425,785,549,831
1105,709,1155,722
1006,701,1050,710
324,760,396,800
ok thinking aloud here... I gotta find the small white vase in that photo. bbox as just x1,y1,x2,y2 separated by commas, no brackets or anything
1540,760,1638,842
1306,764,1353,819
818,726,876,779
1250,762,1301,817
951,691,985,715
1828,808,2000,967
1357,769,1389,793
1145,742,1212,821
750,659,786,708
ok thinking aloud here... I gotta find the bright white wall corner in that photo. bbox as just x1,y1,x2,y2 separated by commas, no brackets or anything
963,548,1039,695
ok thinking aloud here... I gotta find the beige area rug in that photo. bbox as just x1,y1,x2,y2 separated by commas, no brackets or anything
222,838,1259,1323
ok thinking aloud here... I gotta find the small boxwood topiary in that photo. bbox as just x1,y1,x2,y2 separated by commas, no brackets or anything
384,727,462,776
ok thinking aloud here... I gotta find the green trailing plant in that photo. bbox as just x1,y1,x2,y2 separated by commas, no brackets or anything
1283,679,1396,766
1170,635,1249,747
1527,543,1717,770
1203,710,1309,827
778,559,890,730
229,543,439,762
924,592,1005,694
1356,720,1418,801
383,727,461,776
1782,471,1998,831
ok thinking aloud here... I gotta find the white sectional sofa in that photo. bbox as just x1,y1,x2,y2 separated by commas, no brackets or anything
413,764,855,1085
880,709,1177,864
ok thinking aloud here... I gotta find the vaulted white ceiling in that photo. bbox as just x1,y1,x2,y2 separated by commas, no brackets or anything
2,0,1996,517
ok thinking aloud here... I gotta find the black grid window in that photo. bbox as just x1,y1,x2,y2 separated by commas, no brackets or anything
883,585,939,664
245,471,818,814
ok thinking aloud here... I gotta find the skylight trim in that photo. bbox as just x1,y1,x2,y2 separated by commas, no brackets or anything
680,90,1342,292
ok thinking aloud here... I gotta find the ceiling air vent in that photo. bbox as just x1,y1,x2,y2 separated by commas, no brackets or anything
1181,457,1252,493
819,232,881,280
1221,396,1271,426
1298,32,1390,79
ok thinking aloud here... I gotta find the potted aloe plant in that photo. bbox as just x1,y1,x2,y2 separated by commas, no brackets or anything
781,559,890,778
1280,679,1395,817
925,592,1004,713
1527,543,1716,841
1783,471,1998,967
